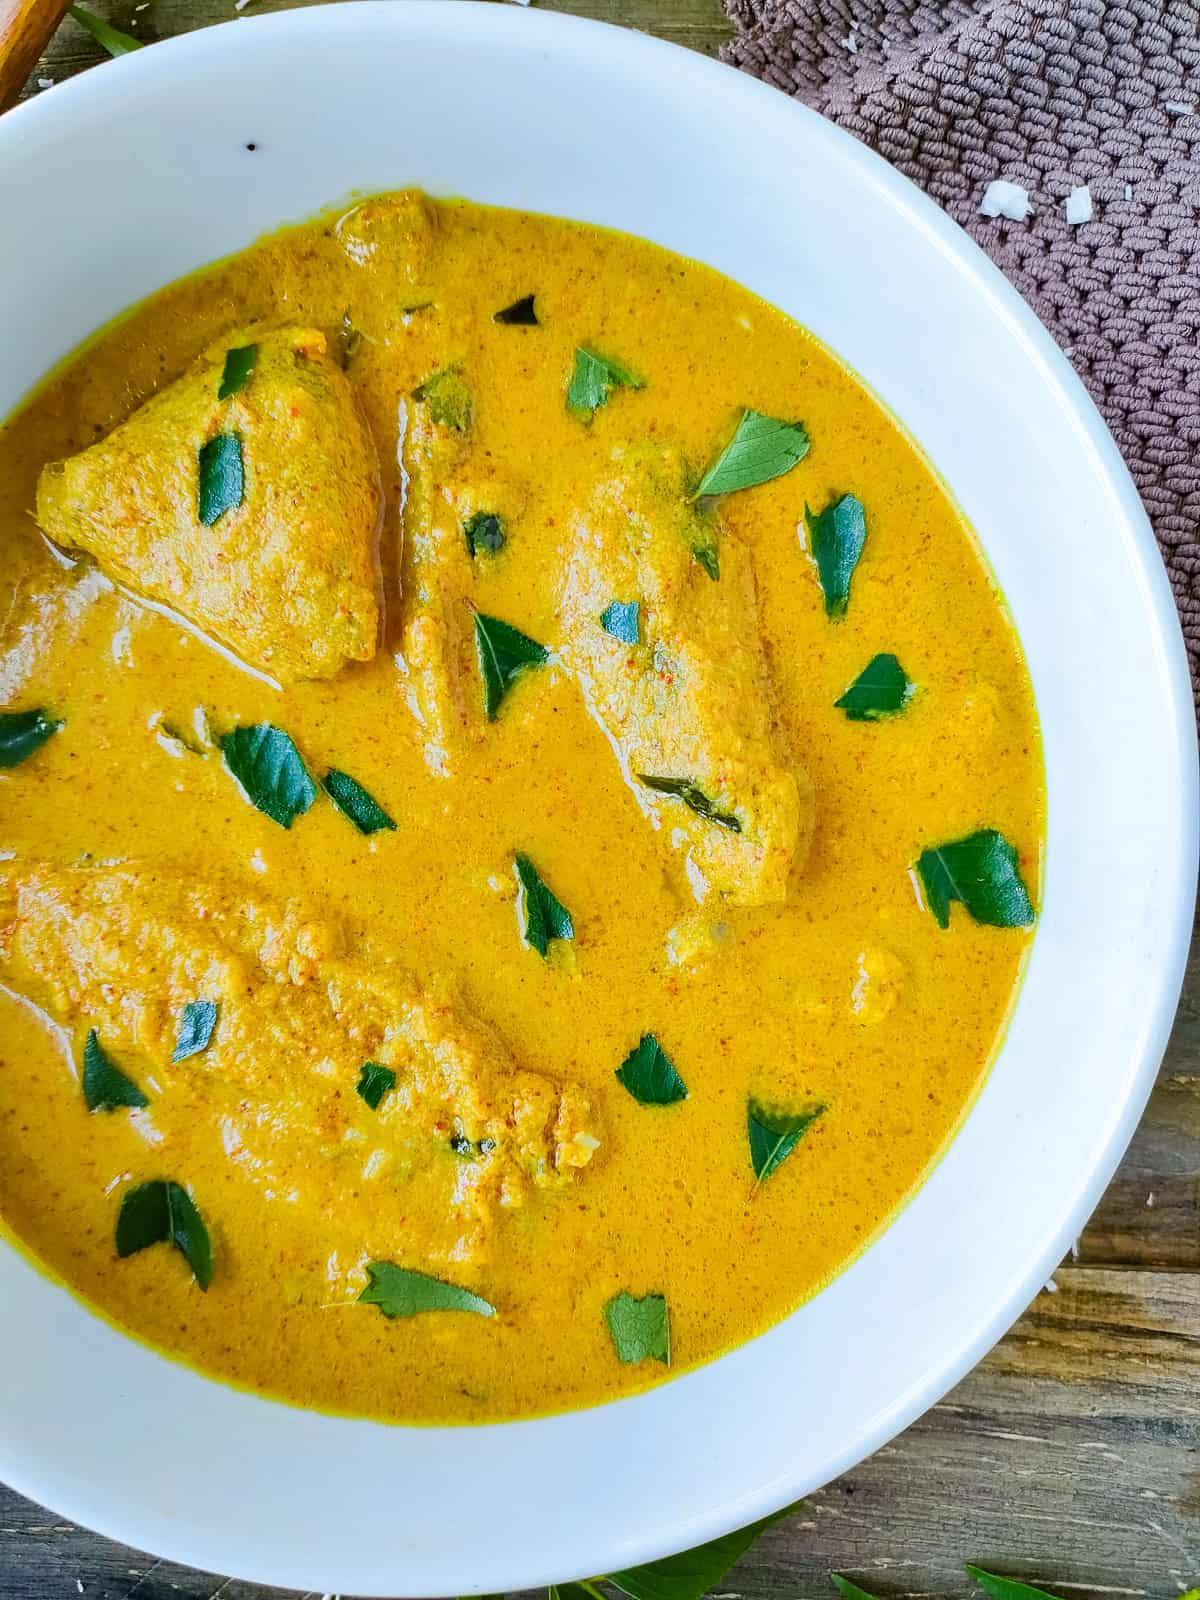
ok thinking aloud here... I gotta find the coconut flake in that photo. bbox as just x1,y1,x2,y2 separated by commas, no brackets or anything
37,76,53,87
979,179,1031,221
1124,182,1133,200
1065,184,1093,225
1165,100,1194,115
840,31,859,52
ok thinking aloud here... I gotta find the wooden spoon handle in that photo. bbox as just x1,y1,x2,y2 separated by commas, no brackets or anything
0,0,70,113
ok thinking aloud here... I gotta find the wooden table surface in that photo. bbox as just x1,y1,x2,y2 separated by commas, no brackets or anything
7,2,1200,1596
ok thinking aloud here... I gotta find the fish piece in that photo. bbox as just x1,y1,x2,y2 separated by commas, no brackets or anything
35,325,382,685
0,863,598,1263
397,390,526,774
559,444,812,907
335,189,439,293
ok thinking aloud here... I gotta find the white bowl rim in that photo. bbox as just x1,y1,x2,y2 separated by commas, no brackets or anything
0,4,1196,1594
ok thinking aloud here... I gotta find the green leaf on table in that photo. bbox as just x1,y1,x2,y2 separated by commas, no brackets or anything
600,600,640,644
356,1061,397,1111
116,1179,212,1290
748,1098,825,1183
358,1261,495,1319
608,1503,799,1600
474,613,549,720
68,3,141,54
805,494,866,619
835,653,914,720
82,1029,148,1112
967,1568,1065,1600
916,829,1036,930
604,1290,670,1366
567,347,644,420
637,775,741,833
0,709,62,769
413,368,471,432
694,409,810,499
172,1001,218,1063
833,1577,883,1600
221,722,316,829
464,511,507,557
494,294,539,326
616,1034,687,1106
217,344,257,400
197,432,244,526
513,853,574,958
323,768,396,835
548,1586,599,1600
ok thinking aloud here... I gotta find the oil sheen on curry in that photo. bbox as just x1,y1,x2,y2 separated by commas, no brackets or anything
0,192,1044,1424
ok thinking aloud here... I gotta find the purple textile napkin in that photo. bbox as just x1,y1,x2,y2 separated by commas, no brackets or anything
723,0,1200,693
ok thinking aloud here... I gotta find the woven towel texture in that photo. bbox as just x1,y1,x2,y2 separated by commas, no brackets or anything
723,0,1200,690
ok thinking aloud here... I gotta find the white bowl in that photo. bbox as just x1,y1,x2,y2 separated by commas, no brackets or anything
0,4,1195,1593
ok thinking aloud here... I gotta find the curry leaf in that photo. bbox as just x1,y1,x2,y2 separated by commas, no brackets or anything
116,1179,212,1290
616,1034,687,1106
916,829,1036,930
638,775,741,833
323,768,396,835
748,1098,825,1183
693,541,720,582
68,2,141,54
197,432,244,526
833,1577,882,1600
567,348,644,420
221,722,316,829
464,511,507,557
835,653,914,720
82,1029,148,1112
694,410,810,499
414,368,471,432
967,1569,1064,1600
0,709,62,768
358,1261,495,1319
608,1505,798,1600
335,310,362,368
494,294,539,326
356,1061,396,1111
604,1290,670,1366
474,613,549,720
600,601,640,645
172,1001,218,1063
217,344,257,400
514,853,574,958
805,494,867,619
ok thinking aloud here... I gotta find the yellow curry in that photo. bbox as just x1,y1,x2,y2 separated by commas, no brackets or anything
0,193,1044,1423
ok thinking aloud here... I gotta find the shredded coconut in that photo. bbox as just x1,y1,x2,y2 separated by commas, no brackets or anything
1065,184,1093,225
979,179,1031,220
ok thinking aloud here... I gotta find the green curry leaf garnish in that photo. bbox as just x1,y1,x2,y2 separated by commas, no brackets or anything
637,775,741,833
604,1290,670,1366
805,494,867,619
514,853,574,958
358,1262,496,1320
116,1179,212,1290
217,345,257,400
600,600,640,644
172,1001,218,1063
82,1029,149,1112
197,432,244,526
615,1034,688,1106
494,294,539,326
747,1098,825,1183
464,511,507,557
474,613,550,720
694,410,810,499
323,768,396,835
221,722,317,829
835,653,914,720
0,709,62,769
68,2,141,54
413,368,471,432
916,830,1036,930
356,1061,397,1111
567,347,645,421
